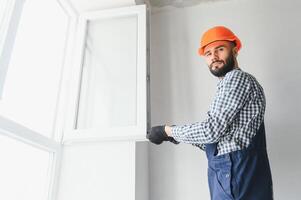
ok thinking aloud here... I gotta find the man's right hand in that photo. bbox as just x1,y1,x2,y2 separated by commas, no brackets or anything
146,125,179,145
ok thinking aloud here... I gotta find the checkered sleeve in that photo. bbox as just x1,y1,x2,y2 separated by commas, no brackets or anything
171,70,252,145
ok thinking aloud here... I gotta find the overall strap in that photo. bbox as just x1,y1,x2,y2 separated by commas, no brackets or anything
246,122,267,151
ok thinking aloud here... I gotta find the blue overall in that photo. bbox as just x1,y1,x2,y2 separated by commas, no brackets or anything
205,122,273,200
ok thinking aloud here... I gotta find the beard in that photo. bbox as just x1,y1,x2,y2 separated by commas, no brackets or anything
209,53,235,77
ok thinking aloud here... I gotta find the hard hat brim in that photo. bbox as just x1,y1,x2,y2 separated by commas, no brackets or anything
198,37,242,56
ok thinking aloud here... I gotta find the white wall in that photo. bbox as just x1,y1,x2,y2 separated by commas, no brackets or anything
149,0,301,199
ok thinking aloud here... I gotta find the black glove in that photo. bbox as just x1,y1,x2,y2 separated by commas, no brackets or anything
166,136,180,144
146,125,179,145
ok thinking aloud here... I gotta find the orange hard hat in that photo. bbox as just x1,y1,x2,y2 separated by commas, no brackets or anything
198,26,242,56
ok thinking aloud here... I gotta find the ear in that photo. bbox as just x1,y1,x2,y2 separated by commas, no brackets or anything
232,46,238,57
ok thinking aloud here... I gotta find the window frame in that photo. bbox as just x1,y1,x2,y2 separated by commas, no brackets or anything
62,5,148,144
0,0,77,199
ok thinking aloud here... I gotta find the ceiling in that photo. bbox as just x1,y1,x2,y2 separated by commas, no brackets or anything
65,0,136,13
64,0,221,14
148,0,216,8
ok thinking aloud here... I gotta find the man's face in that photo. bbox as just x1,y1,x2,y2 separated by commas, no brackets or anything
203,40,237,77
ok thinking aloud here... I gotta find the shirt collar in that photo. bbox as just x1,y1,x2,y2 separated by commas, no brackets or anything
217,68,241,88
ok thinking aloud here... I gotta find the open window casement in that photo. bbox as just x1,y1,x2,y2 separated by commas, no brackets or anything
63,5,149,144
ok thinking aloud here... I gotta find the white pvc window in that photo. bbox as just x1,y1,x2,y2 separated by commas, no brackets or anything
63,5,148,143
0,133,51,200
0,116,62,200
0,0,68,138
0,0,68,200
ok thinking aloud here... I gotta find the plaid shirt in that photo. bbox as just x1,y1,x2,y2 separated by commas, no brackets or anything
171,68,266,155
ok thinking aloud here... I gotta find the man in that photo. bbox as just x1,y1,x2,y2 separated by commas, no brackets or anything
146,26,273,200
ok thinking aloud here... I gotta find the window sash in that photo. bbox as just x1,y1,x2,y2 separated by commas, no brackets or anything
62,5,148,144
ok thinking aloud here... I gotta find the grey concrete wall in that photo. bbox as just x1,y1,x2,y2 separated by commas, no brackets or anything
149,0,301,199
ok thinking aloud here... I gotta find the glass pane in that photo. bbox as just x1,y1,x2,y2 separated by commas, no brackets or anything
0,134,51,200
0,0,68,138
0,0,16,97
0,0,10,32
77,15,138,129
